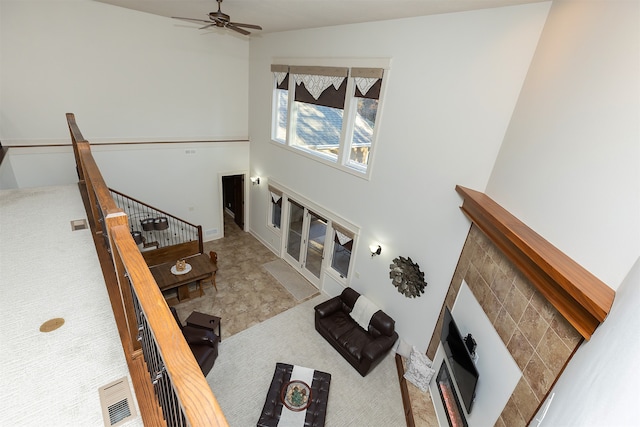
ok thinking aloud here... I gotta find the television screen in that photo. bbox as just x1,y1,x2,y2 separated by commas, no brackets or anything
440,306,479,413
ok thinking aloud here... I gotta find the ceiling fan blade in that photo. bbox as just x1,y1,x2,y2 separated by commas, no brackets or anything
199,23,217,30
229,22,262,30
227,24,250,36
172,16,212,24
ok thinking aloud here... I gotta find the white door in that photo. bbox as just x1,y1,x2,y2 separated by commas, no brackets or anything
283,199,326,287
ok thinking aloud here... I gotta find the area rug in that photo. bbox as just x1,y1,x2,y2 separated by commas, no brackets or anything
263,259,319,301
206,295,405,427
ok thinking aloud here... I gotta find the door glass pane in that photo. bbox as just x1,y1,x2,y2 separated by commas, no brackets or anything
305,212,326,278
287,200,304,261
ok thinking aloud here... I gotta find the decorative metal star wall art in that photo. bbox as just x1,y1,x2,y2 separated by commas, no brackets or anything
389,256,427,298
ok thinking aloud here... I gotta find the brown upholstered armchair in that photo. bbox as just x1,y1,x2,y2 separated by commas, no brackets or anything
170,307,219,376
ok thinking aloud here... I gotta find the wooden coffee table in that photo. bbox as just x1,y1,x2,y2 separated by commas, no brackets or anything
185,311,222,342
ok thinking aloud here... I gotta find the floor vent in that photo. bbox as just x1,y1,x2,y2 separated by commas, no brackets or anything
70,219,88,231
99,377,137,427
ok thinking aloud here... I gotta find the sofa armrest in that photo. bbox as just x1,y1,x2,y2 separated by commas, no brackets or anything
183,326,218,347
362,332,399,362
314,296,343,318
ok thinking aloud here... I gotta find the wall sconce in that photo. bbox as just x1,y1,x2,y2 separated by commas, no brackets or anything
369,244,382,257
250,176,260,185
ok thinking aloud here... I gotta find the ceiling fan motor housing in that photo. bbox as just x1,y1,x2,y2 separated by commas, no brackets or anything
209,11,230,23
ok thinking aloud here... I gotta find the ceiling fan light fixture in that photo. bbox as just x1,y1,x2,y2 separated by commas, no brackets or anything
173,0,261,35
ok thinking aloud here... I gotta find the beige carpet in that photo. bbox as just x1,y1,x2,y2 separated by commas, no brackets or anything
0,186,142,426
263,259,319,301
207,295,405,427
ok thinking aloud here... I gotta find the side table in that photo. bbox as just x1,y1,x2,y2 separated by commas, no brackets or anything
185,311,222,342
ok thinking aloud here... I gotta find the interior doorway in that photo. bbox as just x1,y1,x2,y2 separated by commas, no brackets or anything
221,174,244,231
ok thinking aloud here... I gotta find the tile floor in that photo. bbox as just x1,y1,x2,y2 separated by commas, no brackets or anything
169,214,320,339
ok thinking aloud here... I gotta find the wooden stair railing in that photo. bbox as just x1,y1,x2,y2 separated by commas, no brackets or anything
109,188,204,266
67,113,228,427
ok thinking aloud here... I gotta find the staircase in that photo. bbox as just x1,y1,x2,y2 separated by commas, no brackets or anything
110,188,203,265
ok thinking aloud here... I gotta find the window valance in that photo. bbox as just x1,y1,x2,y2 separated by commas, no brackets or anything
352,68,384,99
268,185,283,204
271,64,289,89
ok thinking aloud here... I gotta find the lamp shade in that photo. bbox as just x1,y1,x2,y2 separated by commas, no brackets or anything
131,231,144,245
141,218,155,231
154,217,169,230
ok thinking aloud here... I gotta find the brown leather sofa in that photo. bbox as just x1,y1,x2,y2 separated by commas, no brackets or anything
314,287,398,377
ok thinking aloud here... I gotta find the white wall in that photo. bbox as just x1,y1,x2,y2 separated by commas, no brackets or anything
481,1,640,425
0,0,251,235
486,0,640,289
92,142,249,239
535,257,640,426
248,3,551,350
0,0,249,145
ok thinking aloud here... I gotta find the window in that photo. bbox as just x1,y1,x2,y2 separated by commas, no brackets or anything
271,63,386,176
290,66,348,161
271,64,289,144
268,185,283,229
331,224,354,278
347,67,384,171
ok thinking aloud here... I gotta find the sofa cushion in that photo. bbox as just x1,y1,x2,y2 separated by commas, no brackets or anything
317,310,356,341
336,326,371,361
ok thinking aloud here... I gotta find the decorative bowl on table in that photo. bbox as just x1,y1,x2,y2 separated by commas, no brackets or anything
170,260,192,275
281,380,312,411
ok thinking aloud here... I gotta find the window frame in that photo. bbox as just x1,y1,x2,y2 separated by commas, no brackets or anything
266,179,358,286
267,185,283,230
270,58,390,180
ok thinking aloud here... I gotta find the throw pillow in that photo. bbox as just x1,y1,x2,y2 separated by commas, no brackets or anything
393,338,412,358
403,346,435,392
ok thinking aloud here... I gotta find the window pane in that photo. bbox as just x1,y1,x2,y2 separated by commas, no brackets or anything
274,89,288,143
292,101,341,161
348,97,378,169
331,238,351,278
271,199,282,229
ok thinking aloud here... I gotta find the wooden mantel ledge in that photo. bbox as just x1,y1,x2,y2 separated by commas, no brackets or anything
455,185,615,340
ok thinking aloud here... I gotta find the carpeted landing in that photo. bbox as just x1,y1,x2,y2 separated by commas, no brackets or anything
207,295,405,427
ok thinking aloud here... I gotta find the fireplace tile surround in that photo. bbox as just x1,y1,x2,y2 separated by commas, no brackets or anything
426,225,583,426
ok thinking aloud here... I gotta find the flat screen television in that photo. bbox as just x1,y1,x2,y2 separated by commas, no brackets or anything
440,306,479,413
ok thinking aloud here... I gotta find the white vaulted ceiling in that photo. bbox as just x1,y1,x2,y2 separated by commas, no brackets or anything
93,0,548,34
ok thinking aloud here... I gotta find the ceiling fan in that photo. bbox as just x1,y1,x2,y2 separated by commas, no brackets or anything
172,0,262,36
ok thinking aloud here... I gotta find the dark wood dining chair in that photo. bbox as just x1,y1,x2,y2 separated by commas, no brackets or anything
208,251,218,291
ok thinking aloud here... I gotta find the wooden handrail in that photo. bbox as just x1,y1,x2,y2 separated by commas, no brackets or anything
68,113,228,426
112,225,227,426
455,185,615,339
67,113,87,181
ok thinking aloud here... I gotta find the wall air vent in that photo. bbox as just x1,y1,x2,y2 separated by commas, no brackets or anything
98,377,137,427
70,219,88,231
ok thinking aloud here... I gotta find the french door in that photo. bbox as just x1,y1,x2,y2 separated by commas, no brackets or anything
284,199,327,287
